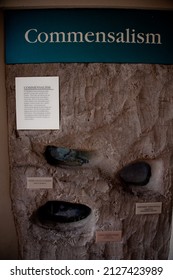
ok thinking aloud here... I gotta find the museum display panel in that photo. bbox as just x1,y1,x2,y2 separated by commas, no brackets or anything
2,5,173,260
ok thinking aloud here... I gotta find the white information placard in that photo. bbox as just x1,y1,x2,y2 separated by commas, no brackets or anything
15,76,59,130
136,202,162,215
27,177,53,189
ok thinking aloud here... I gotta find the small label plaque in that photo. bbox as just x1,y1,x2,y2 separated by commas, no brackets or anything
136,202,162,215
27,177,53,189
96,231,122,243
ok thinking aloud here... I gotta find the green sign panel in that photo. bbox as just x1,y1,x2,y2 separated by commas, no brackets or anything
5,9,173,64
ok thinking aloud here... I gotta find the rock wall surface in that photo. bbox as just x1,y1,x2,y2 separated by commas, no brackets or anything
6,63,173,259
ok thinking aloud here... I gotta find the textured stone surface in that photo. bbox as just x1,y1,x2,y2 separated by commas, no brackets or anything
6,63,173,259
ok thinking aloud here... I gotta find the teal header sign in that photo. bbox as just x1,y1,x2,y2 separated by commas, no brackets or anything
5,9,173,64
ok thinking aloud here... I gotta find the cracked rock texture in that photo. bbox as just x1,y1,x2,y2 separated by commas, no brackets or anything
6,63,173,259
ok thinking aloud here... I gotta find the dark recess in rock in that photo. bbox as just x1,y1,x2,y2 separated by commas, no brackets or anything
119,161,151,186
44,146,89,167
32,201,92,225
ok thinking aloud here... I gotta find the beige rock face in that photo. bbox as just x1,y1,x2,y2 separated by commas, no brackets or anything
6,63,173,259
